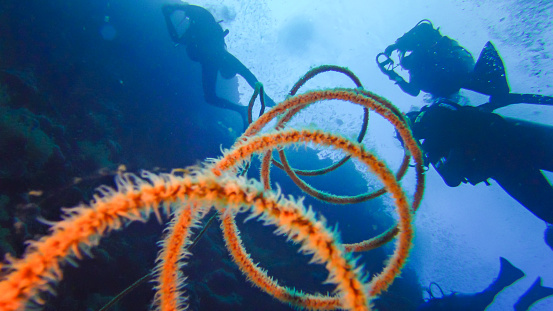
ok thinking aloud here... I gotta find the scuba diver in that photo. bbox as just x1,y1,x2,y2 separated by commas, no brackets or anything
418,257,553,310
377,19,553,109
379,20,476,98
162,3,275,130
405,100,553,224
378,20,553,225
377,19,510,99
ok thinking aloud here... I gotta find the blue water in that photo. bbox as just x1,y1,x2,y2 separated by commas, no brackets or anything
0,0,552,310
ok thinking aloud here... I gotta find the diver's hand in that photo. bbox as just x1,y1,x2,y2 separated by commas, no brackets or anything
387,70,404,83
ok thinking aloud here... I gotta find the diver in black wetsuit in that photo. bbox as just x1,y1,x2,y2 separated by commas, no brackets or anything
380,20,476,98
418,257,553,311
377,19,509,99
162,3,275,129
378,20,553,225
406,101,553,224
378,20,553,108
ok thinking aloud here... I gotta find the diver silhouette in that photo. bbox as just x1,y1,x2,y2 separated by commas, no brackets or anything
377,19,510,99
379,20,476,98
418,257,553,311
378,20,553,225
377,19,553,109
162,3,275,130
405,99,553,224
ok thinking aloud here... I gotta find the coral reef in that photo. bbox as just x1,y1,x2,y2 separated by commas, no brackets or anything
0,73,124,263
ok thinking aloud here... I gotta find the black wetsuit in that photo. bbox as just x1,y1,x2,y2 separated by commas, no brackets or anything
162,4,274,128
410,101,553,224
385,21,553,224
384,21,475,98
400,36,474,98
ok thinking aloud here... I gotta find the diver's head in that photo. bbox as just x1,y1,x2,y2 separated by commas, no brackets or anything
397,20,442,52
399,50,415,70
409,20,441,45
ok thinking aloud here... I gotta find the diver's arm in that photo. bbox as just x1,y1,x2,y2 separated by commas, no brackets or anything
388,71,420,96
397,79,421,96
381,45,420,96
222,52,276,107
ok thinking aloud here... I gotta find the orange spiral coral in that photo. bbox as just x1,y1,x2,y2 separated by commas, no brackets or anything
0,71,422,311
209,129,414,308
237,87,424,253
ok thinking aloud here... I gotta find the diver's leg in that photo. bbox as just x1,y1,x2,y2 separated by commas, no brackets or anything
201,63,249,130
514,277,553,311
493,168,553,224
220,51,276,107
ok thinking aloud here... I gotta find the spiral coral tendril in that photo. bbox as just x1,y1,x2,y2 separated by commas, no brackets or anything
0,66,423,311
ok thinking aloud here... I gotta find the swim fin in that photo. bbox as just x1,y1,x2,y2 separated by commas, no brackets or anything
486,257,525,295
514,277,553,311
468,41,510,96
